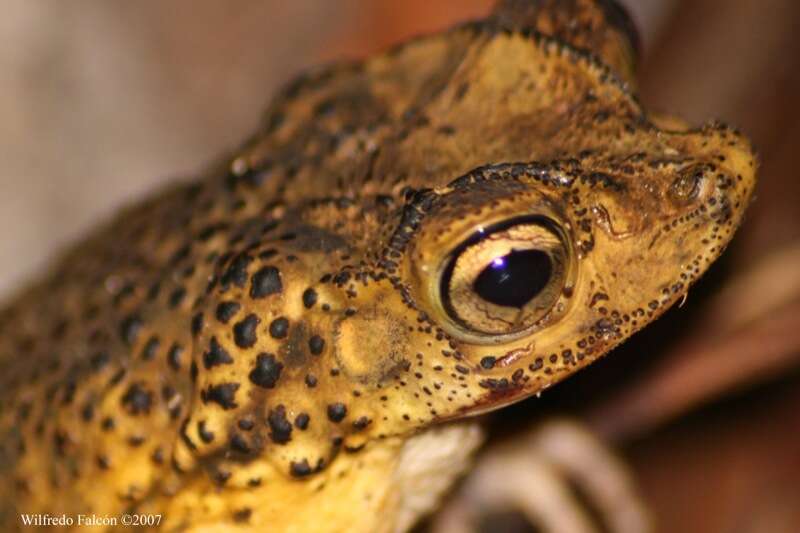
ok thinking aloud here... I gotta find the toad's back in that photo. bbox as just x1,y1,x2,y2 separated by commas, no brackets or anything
0,1,756,531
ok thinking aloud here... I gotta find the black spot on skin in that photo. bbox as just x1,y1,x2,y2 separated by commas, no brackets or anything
61,380,77,405
53,430,68,456
290,459,312,477
203,336,233,369
250,266,282,298
233,314,260,348
191,312,204,337
305,374,318,388
169,243,191,265
151,447,164,465
333,271,351,286
269,317,289,339
109,368,126,386
141,336,160,360
313,98,336,117
233,508,252,523
162,384,177,402
120,314,143,345
352,416,371,430
201,383,240,410
17,403,31,422
221,253,253,289
480,356,496,369
167,343,184,371
294,413,310,430
168,287,186,308
248,353,283,389
197,421,214,443
112,282,135,307
302,288,318,308
214,470,232,485
327,403,347,423
89,351,110,372
238,418,255,431
308,335,325,355
216,301,241,324
81,402,94,422
230,434,251,454
267,405,292,444
121,383,152,415
147,281,162,301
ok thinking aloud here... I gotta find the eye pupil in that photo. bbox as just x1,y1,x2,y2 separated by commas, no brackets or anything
472,249,552,308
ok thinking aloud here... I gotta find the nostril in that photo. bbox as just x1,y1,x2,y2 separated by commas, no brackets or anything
668,165,705,205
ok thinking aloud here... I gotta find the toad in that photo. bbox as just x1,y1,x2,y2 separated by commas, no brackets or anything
0,0,756,531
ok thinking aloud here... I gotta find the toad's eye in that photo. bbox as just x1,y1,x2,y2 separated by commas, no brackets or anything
439,217,569,337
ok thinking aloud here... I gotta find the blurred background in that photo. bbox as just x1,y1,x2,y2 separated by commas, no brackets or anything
1,1,799,531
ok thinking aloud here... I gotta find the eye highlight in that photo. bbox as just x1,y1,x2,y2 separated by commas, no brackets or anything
438,216,569,338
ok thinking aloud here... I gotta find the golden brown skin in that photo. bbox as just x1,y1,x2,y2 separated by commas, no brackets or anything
0,1,756,531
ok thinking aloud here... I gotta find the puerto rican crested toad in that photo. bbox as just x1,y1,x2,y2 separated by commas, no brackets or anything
0,0,757,531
